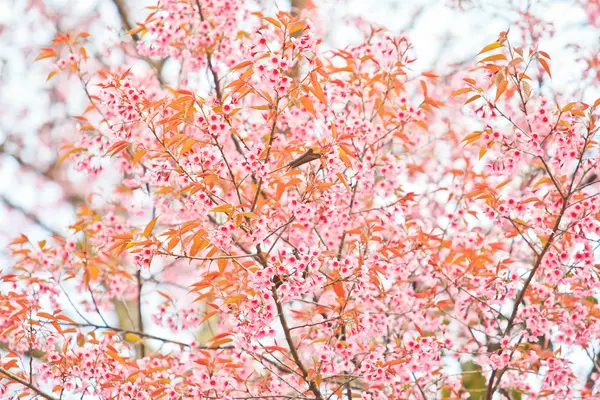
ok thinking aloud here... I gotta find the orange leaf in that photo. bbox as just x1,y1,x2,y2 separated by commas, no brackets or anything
299,96,316,117
495,79,508,102
333,281,345,298
264,17,282,28
533,176,552,189
10,234,29,246
421,71,439,79
479,147,487,160
414,323,424,337
35,48,57,61
465,94,481,104
210,204,233,213
477,42,504,55
539,58,551,78
309,72,326,103
452,88,471,97
107,350,126,365
336,172,351,191
538,50,551,60
264,346,289,353
217,258,228,273
143,216,159,238
132,148,147,165
479,54,507,63
90,264,100,281
126,26,144,35
231,61,253,71
167,236,179,252
104,140,129,157
201,311,217,324
210,338,233,348
37,312,56,320
289,23,307,35
562,102,577,112
47,71,58,81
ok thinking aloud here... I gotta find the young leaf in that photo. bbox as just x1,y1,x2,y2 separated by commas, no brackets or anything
539,58,552,78
143,216,159,238
477,42,504,55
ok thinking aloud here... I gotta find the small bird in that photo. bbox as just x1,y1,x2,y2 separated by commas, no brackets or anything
582,173,598,187
270,148,322,174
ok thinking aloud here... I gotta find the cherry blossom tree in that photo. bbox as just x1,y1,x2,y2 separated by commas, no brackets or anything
2,0,600,399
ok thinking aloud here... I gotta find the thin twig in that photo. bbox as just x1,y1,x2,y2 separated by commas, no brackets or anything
0,367,58,400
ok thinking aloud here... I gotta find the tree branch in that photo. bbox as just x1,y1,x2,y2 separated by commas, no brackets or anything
271,287,324,400
0,195,62,237
0,367,58,400
111,0,166,83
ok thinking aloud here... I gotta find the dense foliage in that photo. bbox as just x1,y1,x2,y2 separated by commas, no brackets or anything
2,0,600,399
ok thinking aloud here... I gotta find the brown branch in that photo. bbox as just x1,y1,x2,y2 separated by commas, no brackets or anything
250,101,280,213
46,320,197,348
485,198,568,399
1,143,55,182
290,0,309,17
485,135,591,398
0,195,62,237
0,367,58,400
135,269,146,358
111,0,136,38
337,183,359,258
157,251,257,261
271,287,324,400
111,0,165,83
0,143,84,210
586,349,600,390
538,157,565,199
195,0,222,101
